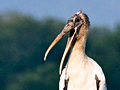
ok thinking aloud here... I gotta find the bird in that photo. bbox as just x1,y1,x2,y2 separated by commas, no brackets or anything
44,11,107,90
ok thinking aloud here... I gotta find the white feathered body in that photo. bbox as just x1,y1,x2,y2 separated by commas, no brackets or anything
59,48,107,90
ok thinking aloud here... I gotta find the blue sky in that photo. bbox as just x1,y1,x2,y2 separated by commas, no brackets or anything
0,0,120,28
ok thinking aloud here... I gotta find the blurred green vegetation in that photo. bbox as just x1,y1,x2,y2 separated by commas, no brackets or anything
0,12,120,90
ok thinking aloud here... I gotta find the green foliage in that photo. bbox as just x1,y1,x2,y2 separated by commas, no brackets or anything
6,62,59,90
0,12,120,90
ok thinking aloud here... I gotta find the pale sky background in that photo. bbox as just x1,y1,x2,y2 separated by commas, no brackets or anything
0,0,120,28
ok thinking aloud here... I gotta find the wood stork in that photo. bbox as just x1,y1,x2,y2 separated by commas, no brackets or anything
44,11,107,90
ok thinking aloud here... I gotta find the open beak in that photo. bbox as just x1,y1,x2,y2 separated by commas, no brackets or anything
44,22,80,74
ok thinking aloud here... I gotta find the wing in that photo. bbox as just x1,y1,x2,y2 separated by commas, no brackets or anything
95,68,107,90
59,68,69,90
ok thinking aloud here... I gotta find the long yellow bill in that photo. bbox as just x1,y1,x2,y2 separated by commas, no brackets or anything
44,22,76,74
44,32,65,61
44,23,74,61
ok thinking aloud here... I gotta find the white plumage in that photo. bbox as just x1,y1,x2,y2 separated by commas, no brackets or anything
59,56,107,90
44,11,107,90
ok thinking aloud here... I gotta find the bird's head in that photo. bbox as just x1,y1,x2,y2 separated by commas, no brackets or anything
44,11,90,74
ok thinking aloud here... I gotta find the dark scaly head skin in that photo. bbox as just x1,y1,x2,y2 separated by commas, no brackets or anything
66,11,90,45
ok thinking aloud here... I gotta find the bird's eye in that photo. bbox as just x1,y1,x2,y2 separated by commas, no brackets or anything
75,18,80,22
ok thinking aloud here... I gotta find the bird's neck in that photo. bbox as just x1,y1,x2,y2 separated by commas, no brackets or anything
71,28,88,54
67,28,89,68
